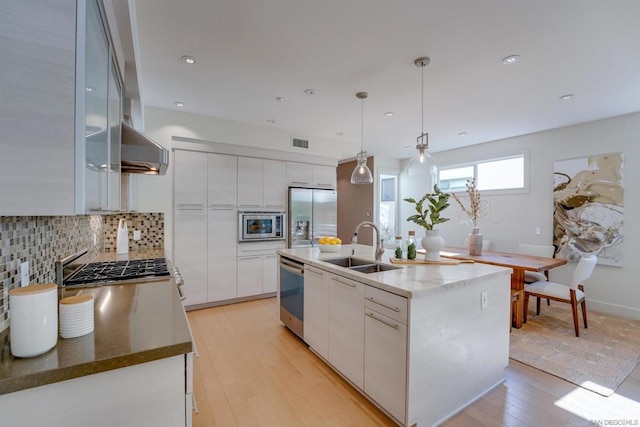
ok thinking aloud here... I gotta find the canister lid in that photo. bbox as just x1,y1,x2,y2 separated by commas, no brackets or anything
9,283,57,296
60,294,94,305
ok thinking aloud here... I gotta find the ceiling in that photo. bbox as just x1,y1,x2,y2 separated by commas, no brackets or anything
130,0,640,161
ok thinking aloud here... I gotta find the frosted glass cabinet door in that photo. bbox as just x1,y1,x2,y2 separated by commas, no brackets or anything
83,0,110,212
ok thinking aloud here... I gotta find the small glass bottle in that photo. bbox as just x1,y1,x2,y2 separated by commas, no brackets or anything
406,230,417,260
394,236,404,259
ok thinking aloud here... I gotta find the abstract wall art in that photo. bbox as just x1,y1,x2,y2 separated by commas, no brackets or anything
553,152,624,266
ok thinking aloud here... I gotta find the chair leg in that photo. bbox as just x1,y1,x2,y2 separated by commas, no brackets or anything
579,284,587,329
570,292,580,337
547,299,551,306
536,297,541,315
523,293,529,323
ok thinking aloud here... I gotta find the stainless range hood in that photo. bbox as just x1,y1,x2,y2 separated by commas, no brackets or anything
121,122,169,175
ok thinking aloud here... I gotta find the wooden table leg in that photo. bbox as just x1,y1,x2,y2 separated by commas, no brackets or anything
510,269,525,328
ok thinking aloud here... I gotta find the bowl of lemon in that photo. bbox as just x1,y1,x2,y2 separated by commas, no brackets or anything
318,236,342,253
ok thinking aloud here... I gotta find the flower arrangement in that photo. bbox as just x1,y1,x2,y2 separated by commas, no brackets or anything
451,178,487,228
403,185,451,231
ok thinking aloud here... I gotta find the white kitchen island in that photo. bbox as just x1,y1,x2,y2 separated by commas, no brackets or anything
277,244,512,427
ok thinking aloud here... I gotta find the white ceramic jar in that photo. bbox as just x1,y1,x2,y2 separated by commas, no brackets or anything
9,283,58,358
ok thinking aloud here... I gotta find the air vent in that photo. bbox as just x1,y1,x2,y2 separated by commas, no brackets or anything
292,137,310,149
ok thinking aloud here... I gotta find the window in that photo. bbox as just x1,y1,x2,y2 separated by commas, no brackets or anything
378,173,399,244
438,153,526,193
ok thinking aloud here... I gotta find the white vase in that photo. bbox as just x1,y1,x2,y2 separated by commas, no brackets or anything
468,226,483,256
421,229,445,261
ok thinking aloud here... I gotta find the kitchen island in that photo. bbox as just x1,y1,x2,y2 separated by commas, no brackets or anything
0,251,193,427
277,244,512,427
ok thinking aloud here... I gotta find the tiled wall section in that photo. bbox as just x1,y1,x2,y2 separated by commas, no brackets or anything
103,214,164,251
0,213,164,332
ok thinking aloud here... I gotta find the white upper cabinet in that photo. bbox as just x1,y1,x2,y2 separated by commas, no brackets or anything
237,157,264,209
208,153,237,208
312,165,336,188
0,0,122,215
0,0,77,215
238,157,286,210
174,150,207,206
286,162,336,189
262,159,286,210
286,162,313,187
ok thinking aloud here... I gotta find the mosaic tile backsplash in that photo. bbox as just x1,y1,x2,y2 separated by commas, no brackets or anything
0,213,164,332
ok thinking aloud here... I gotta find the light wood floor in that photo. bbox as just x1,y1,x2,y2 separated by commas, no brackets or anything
187,297,640,426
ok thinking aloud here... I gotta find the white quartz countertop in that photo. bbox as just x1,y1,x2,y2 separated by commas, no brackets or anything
277,244,512,299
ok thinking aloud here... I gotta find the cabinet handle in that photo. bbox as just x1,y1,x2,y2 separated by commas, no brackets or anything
331,277,355,288
265,204,285,208
239,256,261,260
315,183,333,187
365,296,400,313
306,267,324,277
290,181,309,185
366,312,399,330
177,204,205,210
209,204,235,208
239,204,262,208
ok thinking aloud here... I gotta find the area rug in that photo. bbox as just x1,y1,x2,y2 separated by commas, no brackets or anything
509,303,640,396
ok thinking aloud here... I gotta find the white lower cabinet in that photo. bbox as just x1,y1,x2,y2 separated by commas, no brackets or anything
262,254,278,293
208,209,237,301
303,265,329,359
328,274,364,389
174,208,208,306
364,308,407,423
237,256,263,298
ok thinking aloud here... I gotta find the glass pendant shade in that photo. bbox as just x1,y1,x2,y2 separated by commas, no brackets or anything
350,91,373,185
351,151,373,184
405,56,437,185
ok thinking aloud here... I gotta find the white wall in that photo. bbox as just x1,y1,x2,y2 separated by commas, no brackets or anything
399,112,639,319
134,106,355,258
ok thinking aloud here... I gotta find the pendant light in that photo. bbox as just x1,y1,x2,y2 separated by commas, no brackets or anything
350,91,374,185
406,56,438,183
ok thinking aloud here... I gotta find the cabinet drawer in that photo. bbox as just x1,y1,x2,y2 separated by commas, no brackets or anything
364,286,408,324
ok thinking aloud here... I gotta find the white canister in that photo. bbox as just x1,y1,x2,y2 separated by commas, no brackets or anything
9,283,58,358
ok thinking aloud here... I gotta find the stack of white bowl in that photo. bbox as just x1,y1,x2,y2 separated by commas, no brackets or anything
59,294,94,339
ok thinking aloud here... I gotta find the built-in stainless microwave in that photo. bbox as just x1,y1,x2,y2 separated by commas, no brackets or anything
239,212,286,242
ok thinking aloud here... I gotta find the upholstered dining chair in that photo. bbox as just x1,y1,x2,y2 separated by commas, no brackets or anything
523,254,597,337
518,243,555,306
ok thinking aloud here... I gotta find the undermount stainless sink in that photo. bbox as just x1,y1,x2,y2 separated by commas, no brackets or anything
323,256,373,268
323,257,401,274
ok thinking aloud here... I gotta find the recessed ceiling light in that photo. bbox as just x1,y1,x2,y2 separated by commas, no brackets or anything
174,101,184,107
559,94,575,101
458,132,468,137
181,56,196,64
404,145,412,150
502,54,520,65
304,89,315,95
336,132,344,136
267,119,276,124
276,96,285,102
85,86,94,92
384,112,394,117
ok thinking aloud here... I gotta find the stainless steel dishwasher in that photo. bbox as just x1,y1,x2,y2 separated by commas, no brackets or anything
279,256,304,339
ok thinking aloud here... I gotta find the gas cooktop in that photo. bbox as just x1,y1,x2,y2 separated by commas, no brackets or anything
63,258,170,287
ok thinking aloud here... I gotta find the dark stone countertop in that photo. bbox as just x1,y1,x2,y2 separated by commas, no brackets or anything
0,251,192,396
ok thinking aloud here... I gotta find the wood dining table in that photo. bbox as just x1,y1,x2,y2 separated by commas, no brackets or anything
430,247,568,328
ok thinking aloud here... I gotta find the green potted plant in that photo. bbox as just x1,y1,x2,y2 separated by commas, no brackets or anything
404,185,451,261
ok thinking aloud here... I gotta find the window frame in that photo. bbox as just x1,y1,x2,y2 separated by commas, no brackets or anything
437,149,530,196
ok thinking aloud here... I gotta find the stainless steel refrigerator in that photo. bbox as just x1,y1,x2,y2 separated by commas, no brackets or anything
288,188,337,248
